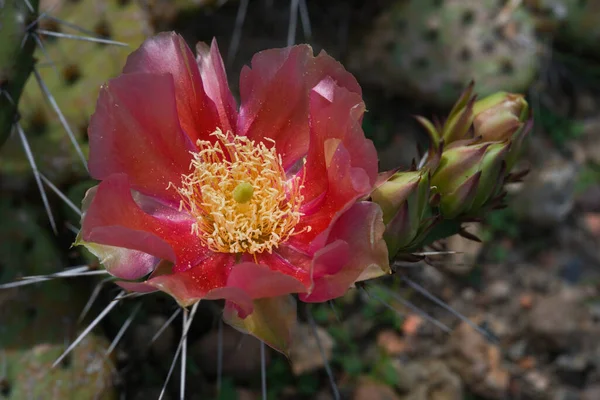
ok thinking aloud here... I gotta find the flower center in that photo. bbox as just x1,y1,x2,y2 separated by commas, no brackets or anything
172,129,305,254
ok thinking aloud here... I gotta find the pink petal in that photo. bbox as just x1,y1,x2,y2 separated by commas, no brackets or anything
252,248,312,289
300,202,389,303
291,78,378,251
81,173,208,270
238,45,362,170
122,32,226,144
223,295,297,356
225,262,307,300
77,185,160,280
206,261,308,317
147,259,306,311
88,72,196,203
310,50,363,97
84,242,160,281
147,252,236,307
196,39,237,134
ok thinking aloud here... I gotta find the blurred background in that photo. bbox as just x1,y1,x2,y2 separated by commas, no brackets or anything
1,0,600,399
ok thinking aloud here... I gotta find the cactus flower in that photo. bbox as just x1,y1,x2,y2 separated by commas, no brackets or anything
76,33,389,352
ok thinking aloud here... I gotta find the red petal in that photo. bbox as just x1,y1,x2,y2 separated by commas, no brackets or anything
147,252,236,307
225,262,307,300
85,243,160,281
252,247,312,289
76,185,160,280
300,202,389,302
122,32,225,144
238,45,362,170
81,174,208,270
148,259,306,311
88,72,196,203
292,78,378,250
196,39,237,134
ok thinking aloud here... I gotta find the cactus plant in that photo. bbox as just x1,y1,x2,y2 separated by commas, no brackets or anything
0,199,116,399
0,0,152,186
0,0,40,146
350,0,539,107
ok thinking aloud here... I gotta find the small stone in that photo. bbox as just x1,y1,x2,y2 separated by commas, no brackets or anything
461,288,476,302
552,387,581,400
517,356,536,370
392,359,463,400
576,185,600,213
315,389,335,400
237,388,258,400
519,293,534,309
354,379,400,400
579,118,600,165
583,213,600,237
377,330,406,356
402,314,423,337
289,323,334,375
582,384,600,400
529,291,588,350
555,354,591,388
507,340,528,362
447,321,510,399
487,280,511,303
559,256,584,284
521,266,554,293
523,370,550,395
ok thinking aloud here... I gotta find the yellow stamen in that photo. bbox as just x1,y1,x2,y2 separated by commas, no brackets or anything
171,128,305,254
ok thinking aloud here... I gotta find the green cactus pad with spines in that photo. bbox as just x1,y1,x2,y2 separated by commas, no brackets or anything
1,281,116,399
0,199,116,399
0,0,40,146
0,0,151,186
0,199,62,281
352,0,539,107
5,331,117,400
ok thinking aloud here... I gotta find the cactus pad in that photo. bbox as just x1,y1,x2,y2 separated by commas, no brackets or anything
0,0,40,146
0,0,152,185
0,280,116,400
351,0,539,107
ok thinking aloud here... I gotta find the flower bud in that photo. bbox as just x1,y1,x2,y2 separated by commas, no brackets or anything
419,84,531,159
431,142,509,218
473,92,528,138
371,170,432,256
472,92,530,169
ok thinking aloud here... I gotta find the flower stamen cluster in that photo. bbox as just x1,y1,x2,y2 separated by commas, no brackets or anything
173,128,304,254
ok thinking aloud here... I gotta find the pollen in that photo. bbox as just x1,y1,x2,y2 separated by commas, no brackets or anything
172,128,305,254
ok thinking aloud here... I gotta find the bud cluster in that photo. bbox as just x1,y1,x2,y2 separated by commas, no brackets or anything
372,83,532,260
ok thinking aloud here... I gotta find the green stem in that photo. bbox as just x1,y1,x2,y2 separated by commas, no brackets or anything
0,0,40,146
